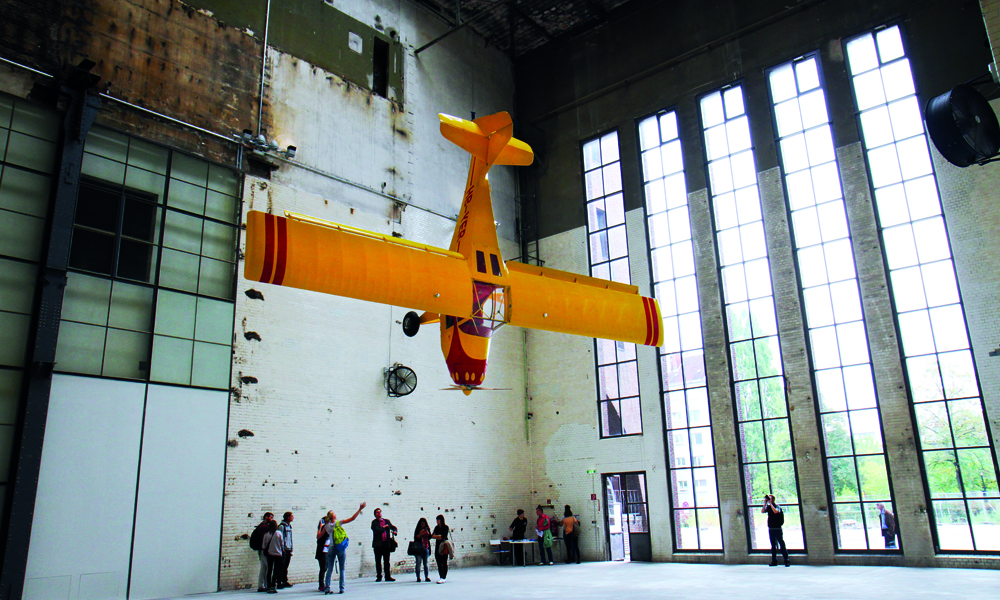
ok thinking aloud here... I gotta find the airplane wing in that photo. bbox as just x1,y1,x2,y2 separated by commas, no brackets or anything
244,211,471,316
505,261,664,347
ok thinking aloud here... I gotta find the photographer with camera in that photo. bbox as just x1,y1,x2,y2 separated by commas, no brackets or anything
762,494,789,567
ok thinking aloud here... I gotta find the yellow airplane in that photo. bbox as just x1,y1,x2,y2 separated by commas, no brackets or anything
244,112,663,395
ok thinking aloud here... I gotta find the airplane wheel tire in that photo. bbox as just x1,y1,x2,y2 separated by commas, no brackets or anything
403,311,420,337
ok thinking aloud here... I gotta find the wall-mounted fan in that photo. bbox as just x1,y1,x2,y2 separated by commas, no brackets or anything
384,364,417,397
925,83,1000,167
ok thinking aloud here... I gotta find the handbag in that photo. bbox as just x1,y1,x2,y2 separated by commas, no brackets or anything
387,535,398,552
407,541,422,556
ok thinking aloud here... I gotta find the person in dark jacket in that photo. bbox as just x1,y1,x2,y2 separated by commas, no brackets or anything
508,509,528,565
431,514,451,583
255,512,275,592
762,495,789,567
370,508,398,582
877,503,898,549
413,518,432,582
275,512,294,588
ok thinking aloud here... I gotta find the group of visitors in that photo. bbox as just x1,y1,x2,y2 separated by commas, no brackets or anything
250,512,296,594
252,503,455,595
507,505,582,566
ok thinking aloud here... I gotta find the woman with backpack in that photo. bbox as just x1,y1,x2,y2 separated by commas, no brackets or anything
262,520,285,594
412,518,432,582
320,502,367,594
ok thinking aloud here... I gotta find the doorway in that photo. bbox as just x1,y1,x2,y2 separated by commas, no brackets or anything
603,472,651,561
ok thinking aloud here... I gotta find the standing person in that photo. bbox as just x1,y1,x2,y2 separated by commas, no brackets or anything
413,518,432,582
877,503,897,549
431,514,452,584
316,516,330,592
535,506,554,565
262,520,285,593
508,509,528,566
561,505,581,564
322,502,366,595
370,508,399,582
276,512,294,588
762,495,789,567
253,512,275,592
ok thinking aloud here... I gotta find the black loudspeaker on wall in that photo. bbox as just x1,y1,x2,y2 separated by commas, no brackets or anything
925,82,1000,167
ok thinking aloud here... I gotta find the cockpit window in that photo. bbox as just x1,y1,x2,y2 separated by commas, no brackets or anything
458,281,507,338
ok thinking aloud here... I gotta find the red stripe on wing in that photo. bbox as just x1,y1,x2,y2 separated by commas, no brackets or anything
260,213,275,283
273,216,288,286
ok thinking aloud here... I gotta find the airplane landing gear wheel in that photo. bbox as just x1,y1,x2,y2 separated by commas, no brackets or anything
403,311,420,337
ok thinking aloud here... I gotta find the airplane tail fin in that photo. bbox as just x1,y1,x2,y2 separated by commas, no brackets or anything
439,112,534,169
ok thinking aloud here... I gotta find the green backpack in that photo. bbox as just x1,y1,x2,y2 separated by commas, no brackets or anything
332,520,349,550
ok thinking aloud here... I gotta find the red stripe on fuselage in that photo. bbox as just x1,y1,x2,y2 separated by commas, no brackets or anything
273,216,288,285
260,213,275,283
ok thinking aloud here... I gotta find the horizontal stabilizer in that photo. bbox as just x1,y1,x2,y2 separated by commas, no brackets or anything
440,112,534,167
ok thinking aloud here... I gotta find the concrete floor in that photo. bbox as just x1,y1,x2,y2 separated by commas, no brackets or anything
185,561,1000,600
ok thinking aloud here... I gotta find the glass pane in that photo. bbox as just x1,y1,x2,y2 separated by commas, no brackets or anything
760,377,785,418
0,259,36,314
54,321,105,374
770,461,798,504
158,249,199,293
740,422,766,464
192,341,231,389
109,281,154,332
0,210,45,262
933,500,974,550
695,508,722,549
834,503,866,549
0,313,30,367
168,179,207,214
949,400,989,447
856,454,889,500
0,166,51,218
154,289,196,338
915,402,951,449
939,351,977,399
829,456,859,501
824,413,853,456
125,167,166,198
163,210,203,253
102,328,150,379
764,419,792,460
735,380,761,421
150,334,193,385
968,500,1000,551
924,450,962,499
201,221,237,262
851,409,884,454
957,448,998,495
816,368,847,412
61,273,111,326
6,132,56,173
